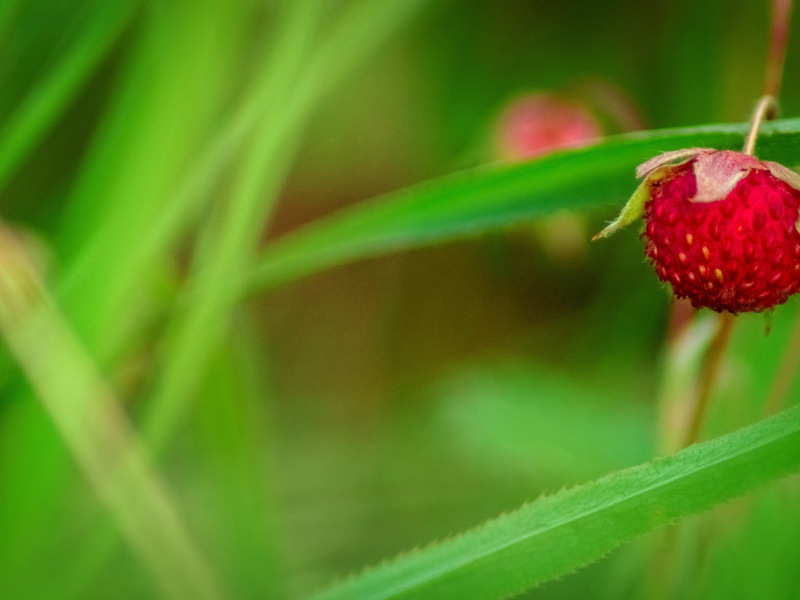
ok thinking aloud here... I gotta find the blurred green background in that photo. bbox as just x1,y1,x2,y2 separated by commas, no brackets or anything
0,0,799,599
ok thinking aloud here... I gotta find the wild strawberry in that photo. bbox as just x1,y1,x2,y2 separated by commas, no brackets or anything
594,148,800,313
496,94,603,264
495,94,601,160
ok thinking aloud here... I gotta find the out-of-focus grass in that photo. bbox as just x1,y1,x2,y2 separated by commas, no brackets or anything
0,1,800,599
0,227,226,600
0,0,138,191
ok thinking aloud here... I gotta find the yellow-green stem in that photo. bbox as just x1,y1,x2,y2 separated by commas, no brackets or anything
683,312,736,447
742,95,777,155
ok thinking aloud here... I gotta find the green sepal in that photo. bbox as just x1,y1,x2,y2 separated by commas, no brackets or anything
592,178,651,240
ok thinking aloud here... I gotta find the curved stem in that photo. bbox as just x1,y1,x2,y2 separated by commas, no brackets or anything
683,312,736,447
741,0,793,155
742,95,777,155
764,0,793,98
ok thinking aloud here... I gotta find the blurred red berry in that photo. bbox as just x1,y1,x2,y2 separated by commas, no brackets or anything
496,94,601,160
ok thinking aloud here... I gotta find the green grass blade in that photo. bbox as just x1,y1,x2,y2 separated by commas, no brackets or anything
299,0,431,104
0,0,138,190
54,0,240,358
64,0,432,371
142,0,325,450
0,230,227,600
143,0,431,450
313,405,800,600
245,117,800,292
191,318,283,599
0,3,247,595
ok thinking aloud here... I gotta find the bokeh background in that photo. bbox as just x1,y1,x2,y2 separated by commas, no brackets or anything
1,0,800,599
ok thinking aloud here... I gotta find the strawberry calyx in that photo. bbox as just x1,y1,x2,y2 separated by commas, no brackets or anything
594,148,800,240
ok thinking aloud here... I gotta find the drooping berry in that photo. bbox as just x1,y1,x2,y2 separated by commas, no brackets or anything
594,148,800,313
495,93,603,264
495,94,601,160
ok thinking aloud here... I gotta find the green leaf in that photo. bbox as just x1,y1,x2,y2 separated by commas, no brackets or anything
246,117,800,293
313,405,800,600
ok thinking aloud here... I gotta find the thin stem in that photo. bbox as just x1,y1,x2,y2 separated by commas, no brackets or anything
742,0,793,155
656,300,711,456
667,298,696,344
644,526,678,600
683,312,736,447
764,0,793,98
742,95,777,155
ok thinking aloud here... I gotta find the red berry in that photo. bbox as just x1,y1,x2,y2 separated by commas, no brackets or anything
496,94,601,160
643,159,800,313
